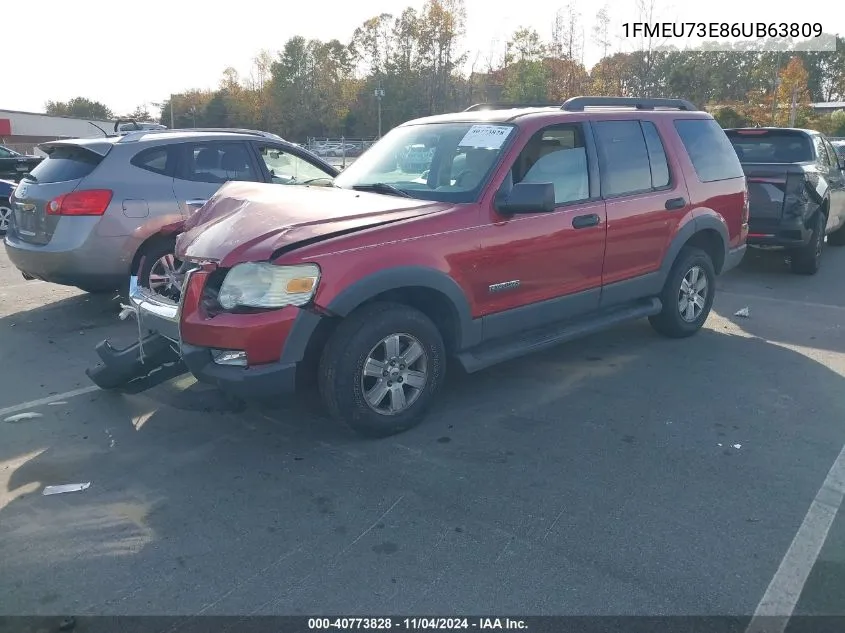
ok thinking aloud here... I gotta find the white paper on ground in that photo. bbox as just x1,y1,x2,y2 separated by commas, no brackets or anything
4,412,43,423
458,124,512,149
43,483,91,496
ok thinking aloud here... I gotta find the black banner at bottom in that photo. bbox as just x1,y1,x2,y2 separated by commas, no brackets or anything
1,616,843,633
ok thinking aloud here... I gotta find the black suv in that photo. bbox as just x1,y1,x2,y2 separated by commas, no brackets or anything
726,127,845,274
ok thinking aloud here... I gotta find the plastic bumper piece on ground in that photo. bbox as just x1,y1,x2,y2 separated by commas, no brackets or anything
85,275,187,393
85,333,187,394
181,343,297,400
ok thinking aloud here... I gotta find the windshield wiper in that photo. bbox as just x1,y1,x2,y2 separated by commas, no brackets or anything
351,183,412,198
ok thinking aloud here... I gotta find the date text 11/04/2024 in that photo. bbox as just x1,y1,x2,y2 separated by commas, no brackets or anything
308,618,528,630
622,22,823,39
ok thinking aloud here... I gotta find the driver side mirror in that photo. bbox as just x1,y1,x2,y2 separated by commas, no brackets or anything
495,182,555,215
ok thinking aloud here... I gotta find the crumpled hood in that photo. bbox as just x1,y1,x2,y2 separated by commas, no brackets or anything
175,181,449,267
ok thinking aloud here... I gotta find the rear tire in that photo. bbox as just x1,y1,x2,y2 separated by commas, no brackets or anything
789,212,825,275
0,203,11,236
649,246,716,339
318,302,446,438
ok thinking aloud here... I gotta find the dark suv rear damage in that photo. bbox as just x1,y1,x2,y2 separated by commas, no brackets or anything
726,127,845,274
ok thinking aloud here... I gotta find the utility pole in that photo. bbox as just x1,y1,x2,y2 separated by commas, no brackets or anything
789,85,798,127
170,94,175,129
771,49,782,126
374,81,385,139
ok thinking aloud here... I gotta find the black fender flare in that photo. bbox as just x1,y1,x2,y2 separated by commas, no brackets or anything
324,266,481,351
659,214,730,278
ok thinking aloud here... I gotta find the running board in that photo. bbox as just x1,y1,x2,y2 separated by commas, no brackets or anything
457,298,662,374
86,333,187,393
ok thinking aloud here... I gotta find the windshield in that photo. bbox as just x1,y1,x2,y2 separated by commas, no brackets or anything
725,130,814,163
334,122,516,202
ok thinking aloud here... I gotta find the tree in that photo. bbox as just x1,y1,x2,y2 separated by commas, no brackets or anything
45,97,113,119
711,106,748,128
776,56,811,126
111,2,845,140
551,3,583,63
590,53,635,96
501,27,548,102
592,6,612,60
505,27,546,64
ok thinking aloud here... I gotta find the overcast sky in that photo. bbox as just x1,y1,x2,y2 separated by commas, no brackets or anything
5,0,841,117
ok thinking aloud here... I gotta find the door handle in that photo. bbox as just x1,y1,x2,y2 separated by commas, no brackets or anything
665,197,686,210
572,213,601,229
185,199,208,210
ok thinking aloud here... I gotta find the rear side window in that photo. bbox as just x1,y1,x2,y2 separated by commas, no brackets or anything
28,146,104,184
593,120,652,197
824,139,842,168
814,136,831,169
675,119,744,182
131,146,176,176
182,141,260,184
725,130,815,164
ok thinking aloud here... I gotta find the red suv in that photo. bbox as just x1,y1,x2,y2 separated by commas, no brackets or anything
87,97,748,437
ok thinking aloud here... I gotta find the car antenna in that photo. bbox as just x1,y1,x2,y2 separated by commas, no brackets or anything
88,121,108,136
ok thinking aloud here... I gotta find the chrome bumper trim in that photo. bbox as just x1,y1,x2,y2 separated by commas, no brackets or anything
127,275,181,343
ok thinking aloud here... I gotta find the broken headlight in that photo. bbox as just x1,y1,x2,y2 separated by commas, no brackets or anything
217,262,320,310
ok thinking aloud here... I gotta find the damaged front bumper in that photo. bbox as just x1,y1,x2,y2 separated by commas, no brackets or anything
85,275,189,393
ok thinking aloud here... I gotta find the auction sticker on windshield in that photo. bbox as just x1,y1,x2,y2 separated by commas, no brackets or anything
458,125,513,149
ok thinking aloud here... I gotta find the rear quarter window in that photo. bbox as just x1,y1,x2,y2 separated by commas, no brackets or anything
674,119,744,183
28,146,104,184
131,146,176,176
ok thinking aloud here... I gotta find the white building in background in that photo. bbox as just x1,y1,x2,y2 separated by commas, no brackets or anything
811,102,845,114
0,109,118,155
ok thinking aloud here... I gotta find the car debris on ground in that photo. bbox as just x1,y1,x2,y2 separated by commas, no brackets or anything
42,483,91,496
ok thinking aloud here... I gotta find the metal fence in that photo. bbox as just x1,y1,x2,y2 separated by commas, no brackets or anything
303,137,377,169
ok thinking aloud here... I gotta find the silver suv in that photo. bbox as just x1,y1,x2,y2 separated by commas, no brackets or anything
4,128,338,294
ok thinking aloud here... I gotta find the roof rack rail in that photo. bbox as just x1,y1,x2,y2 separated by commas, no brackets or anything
561,96,699,112
464,102,559,112
117,127,285,143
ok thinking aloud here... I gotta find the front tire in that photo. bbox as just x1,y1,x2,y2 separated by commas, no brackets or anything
318,302,446,438
790,212,825,275
649,246,716,339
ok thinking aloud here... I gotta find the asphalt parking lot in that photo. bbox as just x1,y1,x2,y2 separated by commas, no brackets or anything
1,243,844,623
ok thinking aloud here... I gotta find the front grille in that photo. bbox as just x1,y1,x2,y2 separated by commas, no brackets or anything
200,268,228,316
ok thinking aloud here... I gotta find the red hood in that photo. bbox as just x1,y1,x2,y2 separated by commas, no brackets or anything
175,181,449,267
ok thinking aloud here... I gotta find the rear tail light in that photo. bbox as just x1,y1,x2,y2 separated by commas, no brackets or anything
47,189,112,216
742,186,749,224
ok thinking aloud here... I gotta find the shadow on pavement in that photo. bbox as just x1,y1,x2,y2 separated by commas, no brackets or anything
2,323,845,616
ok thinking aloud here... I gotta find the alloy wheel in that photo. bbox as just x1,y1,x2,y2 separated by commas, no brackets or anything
0,206,11,232
148,253,183,296
361,333,429,415
678,265,708,322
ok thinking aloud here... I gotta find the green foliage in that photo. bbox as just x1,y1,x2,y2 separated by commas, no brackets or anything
45,97,113,120
711,106,749,128
831,110,845,136
48,18,845,140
